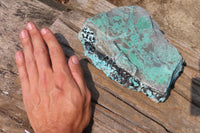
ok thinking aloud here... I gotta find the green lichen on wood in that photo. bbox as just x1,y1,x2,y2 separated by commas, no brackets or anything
78,6,184,103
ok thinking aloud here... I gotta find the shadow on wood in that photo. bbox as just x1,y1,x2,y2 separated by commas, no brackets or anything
55,33,75,58
80,59,99,133
54,33,99,133
191,60,200,116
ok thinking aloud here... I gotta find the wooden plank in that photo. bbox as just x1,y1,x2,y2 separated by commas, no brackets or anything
49,3,200,132
2,0,198,132
51,19,167,133
67,0,116,15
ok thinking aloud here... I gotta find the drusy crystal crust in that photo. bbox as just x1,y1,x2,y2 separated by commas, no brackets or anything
78,6,184,103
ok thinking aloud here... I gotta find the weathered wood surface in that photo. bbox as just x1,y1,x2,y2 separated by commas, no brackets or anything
0,0,61,132
0,0,199,132
50,0,200,132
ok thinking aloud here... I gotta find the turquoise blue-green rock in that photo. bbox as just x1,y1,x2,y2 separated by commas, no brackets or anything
78,6,184,103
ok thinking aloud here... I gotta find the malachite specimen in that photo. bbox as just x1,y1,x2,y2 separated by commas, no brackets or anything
78,6,184,103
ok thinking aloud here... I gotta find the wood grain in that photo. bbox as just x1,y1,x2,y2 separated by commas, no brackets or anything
1,0,199,132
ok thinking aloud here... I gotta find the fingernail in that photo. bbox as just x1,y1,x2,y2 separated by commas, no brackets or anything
27,22,33,30
72,55,79,64
41,28,47,35
20,30,27,39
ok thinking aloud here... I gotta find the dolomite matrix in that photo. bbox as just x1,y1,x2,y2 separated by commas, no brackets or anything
78,6,184,103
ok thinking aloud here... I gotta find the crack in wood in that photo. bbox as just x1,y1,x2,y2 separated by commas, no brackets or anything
92,118,118,133
95,82,172,133
0,68,17,77
0,108,23,126
96,103,146,132
59,18,81,33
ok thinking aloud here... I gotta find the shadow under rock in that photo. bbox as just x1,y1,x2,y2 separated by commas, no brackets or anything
163,61,186,102
55,33,99,133
190,60,200,116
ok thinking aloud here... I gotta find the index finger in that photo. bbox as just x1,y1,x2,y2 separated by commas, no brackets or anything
40,28,70,74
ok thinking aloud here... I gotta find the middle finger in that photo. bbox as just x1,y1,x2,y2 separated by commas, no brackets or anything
26,22,51,74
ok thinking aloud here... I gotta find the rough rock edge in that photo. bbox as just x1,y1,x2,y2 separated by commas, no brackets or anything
79,27,184,103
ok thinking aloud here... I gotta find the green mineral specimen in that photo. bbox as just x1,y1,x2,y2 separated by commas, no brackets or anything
78,6,184,103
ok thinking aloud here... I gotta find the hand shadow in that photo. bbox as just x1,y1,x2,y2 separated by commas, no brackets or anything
54,33,99,133
190,60,200,116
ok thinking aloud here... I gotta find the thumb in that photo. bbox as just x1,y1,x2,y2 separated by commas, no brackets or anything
68,55,86,94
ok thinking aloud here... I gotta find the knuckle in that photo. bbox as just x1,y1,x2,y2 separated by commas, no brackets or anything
70,67,79,73
22,38,31,48
44,32,55,41
55,71,66,79
43,30,55,40
16,60,24,67
50,48,62,56
54,71,67,87
20,71,28,81
30,29,40,37
34,47,47,56
31,93,41,106
25,57,34,66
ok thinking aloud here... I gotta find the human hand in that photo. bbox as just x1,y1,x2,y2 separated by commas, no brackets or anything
15,22,91,133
